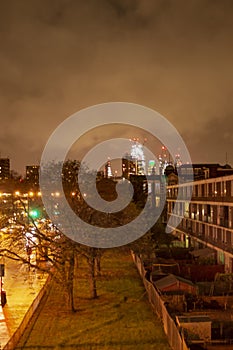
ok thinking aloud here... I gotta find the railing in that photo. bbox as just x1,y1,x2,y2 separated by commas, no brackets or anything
172,224,233,256
131,252,189,350
167,193,233,204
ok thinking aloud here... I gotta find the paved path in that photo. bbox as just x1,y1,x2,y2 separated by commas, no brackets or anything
0,258,47,349
0,305,9,349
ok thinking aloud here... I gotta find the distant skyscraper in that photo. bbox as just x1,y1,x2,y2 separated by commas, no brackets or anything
175,154,182,168
158,146,169,175
148,160,156,175
0,158,10,180
105,159,113,178
122,141,183,178
122,154,136,179
130,139,146,175
123,139,157,178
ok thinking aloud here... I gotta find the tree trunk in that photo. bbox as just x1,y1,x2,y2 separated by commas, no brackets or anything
67,250,76,312
88,257,97,299
95,255,101,276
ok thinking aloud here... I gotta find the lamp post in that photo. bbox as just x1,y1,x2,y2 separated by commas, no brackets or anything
27,192,34,224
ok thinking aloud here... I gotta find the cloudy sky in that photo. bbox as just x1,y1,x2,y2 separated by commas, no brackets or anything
0,0,233,175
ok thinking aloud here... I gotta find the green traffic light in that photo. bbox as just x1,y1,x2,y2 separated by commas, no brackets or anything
29,209,39,218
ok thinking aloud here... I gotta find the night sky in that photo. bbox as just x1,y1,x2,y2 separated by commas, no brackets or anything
1,0,233,175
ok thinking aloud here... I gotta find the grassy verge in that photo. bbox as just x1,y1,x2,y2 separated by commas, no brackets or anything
16,248,171,349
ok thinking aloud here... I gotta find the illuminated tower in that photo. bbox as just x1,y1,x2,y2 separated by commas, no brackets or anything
158,146,169,175
175,154,182,168
105,159,113,178
148,160,156,175
130,138,146,175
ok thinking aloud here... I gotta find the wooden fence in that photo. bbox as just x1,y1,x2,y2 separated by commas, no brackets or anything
131,252,189,350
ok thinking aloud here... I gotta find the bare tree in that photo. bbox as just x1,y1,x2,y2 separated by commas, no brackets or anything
0,160,141,310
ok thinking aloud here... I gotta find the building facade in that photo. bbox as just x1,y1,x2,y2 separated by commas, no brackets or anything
26,165,40,188
0,158,10,180
122,157,136,179
178,163,233,182
167,174,233,273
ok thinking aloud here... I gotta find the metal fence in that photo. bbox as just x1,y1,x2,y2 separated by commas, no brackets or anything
131,252,189,350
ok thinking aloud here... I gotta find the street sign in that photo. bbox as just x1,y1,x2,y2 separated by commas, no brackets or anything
0,264,4,277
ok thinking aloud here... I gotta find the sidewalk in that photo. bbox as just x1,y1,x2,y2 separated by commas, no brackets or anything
0,259,47,348
0,305,9,349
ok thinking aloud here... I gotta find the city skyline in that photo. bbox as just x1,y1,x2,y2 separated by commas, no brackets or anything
0,1,233,174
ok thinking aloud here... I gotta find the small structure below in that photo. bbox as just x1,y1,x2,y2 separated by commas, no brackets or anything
154,274,197,295
176,315,211,342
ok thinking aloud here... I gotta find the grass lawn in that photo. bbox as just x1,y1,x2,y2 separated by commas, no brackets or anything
16,248,171,349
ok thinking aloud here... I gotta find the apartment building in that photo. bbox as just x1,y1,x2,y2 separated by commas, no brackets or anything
167,174,233,273
25,165,40,188
0,158,10,180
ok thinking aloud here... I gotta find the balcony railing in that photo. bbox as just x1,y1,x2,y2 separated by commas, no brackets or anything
169,223,233,255
167,194,233,203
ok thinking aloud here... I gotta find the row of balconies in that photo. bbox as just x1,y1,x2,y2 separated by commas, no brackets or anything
169,220,233,255
188,214,230,228
167,180,233,199
167,193,233,203
173,209,232,227
167,201,233,230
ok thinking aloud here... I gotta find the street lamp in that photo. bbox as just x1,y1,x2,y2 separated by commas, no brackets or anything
27,192,33,223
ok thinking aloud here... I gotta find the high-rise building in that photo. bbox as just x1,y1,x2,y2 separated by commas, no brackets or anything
0,158,10,180
147,160,156,175
158,146,170,175
122,139,147,178
105,159,113,178
130,139,146,175
122,155,136,179
26,165,40,188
